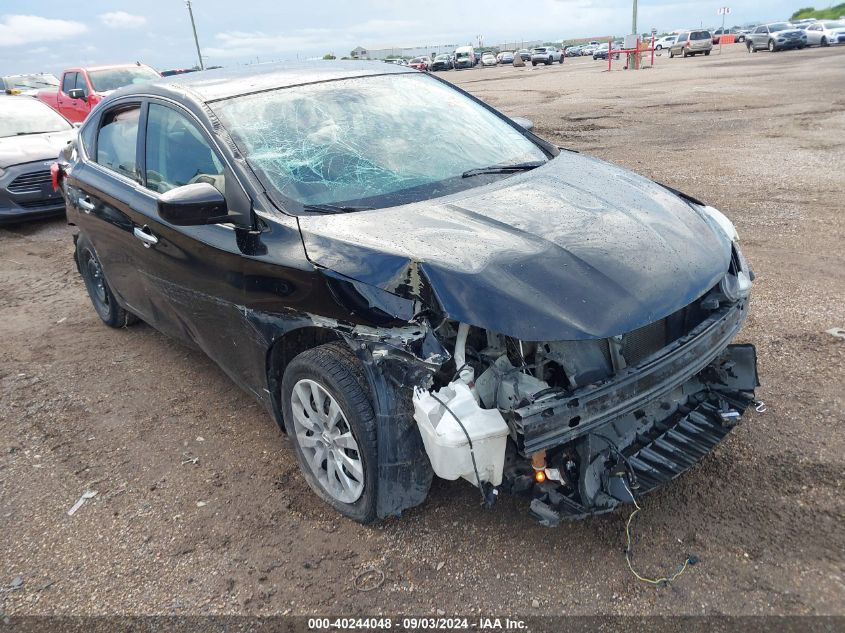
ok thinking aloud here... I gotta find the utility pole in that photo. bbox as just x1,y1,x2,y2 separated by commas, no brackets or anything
632,0,638,36
185,1,205,70
628,0,638,69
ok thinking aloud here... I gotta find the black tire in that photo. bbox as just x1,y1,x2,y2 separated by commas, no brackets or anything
281,342,380,523
76,235,138,328
768,39,776,52
656,44,662,50
705,50,711,56
669,49,675,58
545,59,551,65
682,49,688,58
821,36,828,47
748,42,756,53
559,56,564,64
532,61,537,66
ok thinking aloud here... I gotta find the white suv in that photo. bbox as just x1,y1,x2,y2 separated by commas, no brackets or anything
531,46,564,65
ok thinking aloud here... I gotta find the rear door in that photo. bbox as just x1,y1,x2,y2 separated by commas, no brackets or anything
68,100,158,318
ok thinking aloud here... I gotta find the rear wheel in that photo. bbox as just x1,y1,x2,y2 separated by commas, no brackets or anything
76,235,138,328
669,49,675,58
282,342,379,523
532,61,537,66
705,50,711,56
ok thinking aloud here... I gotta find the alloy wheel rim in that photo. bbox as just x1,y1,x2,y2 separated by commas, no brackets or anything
290,379,364,503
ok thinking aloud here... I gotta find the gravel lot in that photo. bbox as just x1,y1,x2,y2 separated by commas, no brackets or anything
1,44,843,618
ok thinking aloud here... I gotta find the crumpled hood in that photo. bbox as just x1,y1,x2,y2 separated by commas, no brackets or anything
0,130,76,169
298,151,732,341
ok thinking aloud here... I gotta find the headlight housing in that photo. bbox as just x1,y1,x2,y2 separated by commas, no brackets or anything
699,205,753,301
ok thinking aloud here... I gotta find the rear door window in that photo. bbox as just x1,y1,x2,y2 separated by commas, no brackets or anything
677,33,689,42
144,103,225,195
95,105,141,181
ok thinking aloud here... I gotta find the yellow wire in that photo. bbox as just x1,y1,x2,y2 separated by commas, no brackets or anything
623,482,692,585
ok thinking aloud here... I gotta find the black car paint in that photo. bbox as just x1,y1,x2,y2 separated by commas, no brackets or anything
59,62,743,519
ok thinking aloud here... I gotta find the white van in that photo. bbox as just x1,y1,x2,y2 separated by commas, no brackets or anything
453,46,476,69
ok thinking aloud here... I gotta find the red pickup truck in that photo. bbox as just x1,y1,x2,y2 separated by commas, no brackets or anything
37,63,160,123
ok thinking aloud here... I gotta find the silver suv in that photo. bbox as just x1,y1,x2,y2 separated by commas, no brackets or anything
530,47,564,65
669,30,713,57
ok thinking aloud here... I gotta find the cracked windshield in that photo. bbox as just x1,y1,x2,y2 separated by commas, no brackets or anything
212,73,547,209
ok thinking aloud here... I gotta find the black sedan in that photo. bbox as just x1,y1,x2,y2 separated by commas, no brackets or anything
1,96,75,224
56,62,758,525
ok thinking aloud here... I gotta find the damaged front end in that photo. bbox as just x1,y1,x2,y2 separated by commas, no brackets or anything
399,274,758,525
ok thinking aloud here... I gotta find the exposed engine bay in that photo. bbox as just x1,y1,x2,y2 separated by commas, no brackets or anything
412,268,758,526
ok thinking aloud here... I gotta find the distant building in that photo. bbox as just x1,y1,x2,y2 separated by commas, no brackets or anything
350,47,369,59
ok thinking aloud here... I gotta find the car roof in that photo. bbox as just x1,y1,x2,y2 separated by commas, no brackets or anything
142,61,414,103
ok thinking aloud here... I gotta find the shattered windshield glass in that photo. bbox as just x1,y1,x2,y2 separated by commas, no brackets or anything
211,73,548,210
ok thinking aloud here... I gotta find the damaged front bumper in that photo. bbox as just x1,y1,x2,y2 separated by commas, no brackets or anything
513,300,751,455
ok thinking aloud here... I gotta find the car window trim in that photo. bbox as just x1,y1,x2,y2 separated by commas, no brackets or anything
81,94,252,221
91,100,144,184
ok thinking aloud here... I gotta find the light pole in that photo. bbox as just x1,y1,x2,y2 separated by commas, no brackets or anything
185,0,205,70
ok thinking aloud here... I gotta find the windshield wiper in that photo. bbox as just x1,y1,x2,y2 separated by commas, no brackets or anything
462,161,546,178
302,203,374,214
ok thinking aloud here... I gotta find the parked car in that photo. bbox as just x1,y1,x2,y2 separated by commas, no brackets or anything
711,27,737,44
518,49,532,61
531,46,564,65
735,29,752,43
654,35,677,50
2,73,60,96
409,57,430,71
480,52,498,67
36,63,160,123
803,20,845,46
430,54,453,71
453,46,476,69
669,30,714,57
0,96,75,224
499,51,515,64
53,61,757,525
746,23,807,52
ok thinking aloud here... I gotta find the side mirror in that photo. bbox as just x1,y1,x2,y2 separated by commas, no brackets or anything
68,88,87,101
157,183,228,226
511,116,534,131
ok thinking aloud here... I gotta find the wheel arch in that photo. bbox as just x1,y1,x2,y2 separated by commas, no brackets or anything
266,325,344,431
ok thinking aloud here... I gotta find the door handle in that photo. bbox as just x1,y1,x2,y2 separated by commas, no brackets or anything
133,226,159,248
78,197,95,212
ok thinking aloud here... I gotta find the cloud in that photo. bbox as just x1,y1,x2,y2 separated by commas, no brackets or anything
99,11,147,29
0,14,87,47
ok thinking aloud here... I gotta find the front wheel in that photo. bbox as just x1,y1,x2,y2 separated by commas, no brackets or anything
532,61,537,66
282,342,380,523
821,36,828,47
748,42,756,53
768,39,776,52
76,235,138,328
656,44,662,50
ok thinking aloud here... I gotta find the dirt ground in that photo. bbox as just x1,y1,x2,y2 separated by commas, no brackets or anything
2,44,844,618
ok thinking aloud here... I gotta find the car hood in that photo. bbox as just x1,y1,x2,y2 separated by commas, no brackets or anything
0,129,76,169
773,29,804,36
298,151,732,341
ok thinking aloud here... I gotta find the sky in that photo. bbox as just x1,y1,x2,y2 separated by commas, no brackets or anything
1,0,802,75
